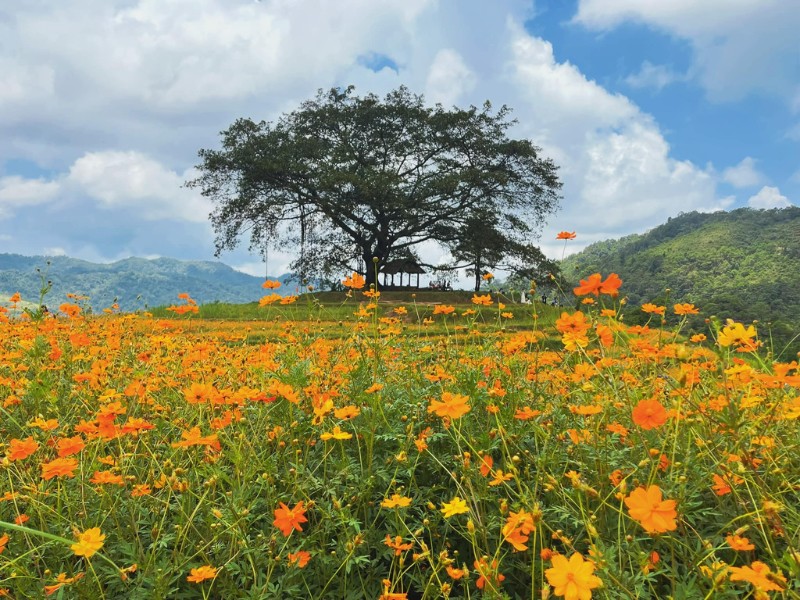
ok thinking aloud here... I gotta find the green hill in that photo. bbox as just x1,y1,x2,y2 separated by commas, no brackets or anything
562,207,800,356
0,254,299,311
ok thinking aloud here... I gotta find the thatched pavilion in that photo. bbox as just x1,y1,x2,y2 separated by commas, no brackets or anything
380,258,426,289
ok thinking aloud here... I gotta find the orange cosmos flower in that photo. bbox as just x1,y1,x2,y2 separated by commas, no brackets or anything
711,473,743,496
471,293,493,306
258,293,282,307
384,535,413,556
273,501,308,536
474,557,505,591
131,484,152,497
641,303,666,316
673,303,699,315
428,392,471,419
333,405,360,420
545,552,603,600
56,436,85,457
726,535,755,551
632,398,668,430
433,304,455,315
89,470,125,486
71,528,105,558
489,469,514,486
596,324,614,347
574,273,622,297
0,534,8,554
556,231,577,240
59,303,82,318
262,279,282,289
9,292,21,304
624,485,678,534
7,437,39,461
287,551,311,568
30,417,59,431
171,427,220,449
41,457,78,480
187,565,218,583
343,272,366,289
502,510,538,551
514,407,542,420
446,565,467,580
729,561,786,593
184,383,219,404
555,311,590,335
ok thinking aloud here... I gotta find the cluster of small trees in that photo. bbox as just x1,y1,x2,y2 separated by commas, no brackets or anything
188,86,562,291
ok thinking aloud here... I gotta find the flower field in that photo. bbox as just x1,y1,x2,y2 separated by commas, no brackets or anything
1,278,799,599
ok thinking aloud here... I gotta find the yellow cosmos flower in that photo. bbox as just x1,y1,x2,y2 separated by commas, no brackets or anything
320,426,353,441
381,494,412,509
440,497,469,518
545,553,603,600
71,528,105,558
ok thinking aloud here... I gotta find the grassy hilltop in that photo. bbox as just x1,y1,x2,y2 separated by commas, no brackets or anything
562,207,800,357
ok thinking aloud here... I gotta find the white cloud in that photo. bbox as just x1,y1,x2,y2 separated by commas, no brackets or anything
507,27,721,241
9,0,435,110
574,0,800,104
747,186,792,209
66,151,212,222
722,157,764,188
425,49,477,106
43,247,67,256
0,59,55,105
0,176,61,218
624,61,683,91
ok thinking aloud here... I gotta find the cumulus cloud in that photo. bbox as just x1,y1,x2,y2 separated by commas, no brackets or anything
425,49,477,106
0,0,438,171
574,0,800,104
0,59,55,105
0,176,61,218
624,61,684,91
722,157,764,188
747,186,792,209
66,151,212,223
11,0,434,109
507,27,721,241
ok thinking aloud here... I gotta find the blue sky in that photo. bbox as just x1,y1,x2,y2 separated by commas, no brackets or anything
0,0,797,279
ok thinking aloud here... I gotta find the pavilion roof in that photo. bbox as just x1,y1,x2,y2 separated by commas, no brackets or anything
381,258,426,275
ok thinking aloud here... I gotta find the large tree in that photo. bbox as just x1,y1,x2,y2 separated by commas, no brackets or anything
188,86,562,286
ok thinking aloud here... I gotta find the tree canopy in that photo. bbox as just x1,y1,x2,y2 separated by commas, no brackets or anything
188,86,562,287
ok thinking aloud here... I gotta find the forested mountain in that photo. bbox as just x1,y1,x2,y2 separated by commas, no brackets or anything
562,207,800,356
0,254,296,311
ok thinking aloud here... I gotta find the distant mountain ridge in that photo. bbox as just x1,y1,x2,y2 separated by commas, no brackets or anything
0,254,297,311
562,206,800,355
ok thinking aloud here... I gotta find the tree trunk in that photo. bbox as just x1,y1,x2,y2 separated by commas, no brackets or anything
474,252,483,292
363,251,380,288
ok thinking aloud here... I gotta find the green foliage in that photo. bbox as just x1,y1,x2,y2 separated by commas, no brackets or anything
562,207,800,357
